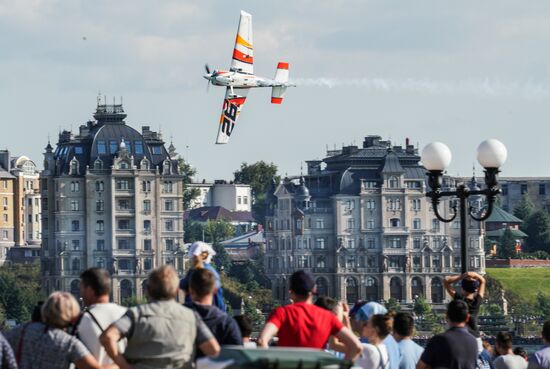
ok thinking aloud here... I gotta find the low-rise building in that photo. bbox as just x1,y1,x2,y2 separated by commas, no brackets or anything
189,180,252,212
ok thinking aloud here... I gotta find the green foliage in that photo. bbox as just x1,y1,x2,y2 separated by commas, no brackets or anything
384,298,401,313
244,300,265,329
183,219,235,272
177,156,201,209
121,296,148,307
233,161,279,225
0,264,44,323
524,210,550,252
513,194,535,223
229,259,271,290
413,296,432,317
534,292,550,320
498,228,517,259
184,221,205,243
204,219,235,246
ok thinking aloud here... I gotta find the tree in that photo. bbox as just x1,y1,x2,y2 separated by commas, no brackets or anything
514,194,535,223
413,296,432,317
234,161,280,225
384,298,401,313
524,210,550,252
0,264,44,323
203,220,235,273
534,292,550,320
497,228,517,259
177,156,201,209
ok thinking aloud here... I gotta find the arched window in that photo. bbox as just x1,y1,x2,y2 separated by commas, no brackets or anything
120,279,133,303
70,279,80,298
365,277,378,301
140,158,150,170
316,278,329,297
390,218,401,227
69,158,79,175
390,277,403,301
346,277,358,303
431,278,444,303
163,160,172,174
411,277,424,298
94,158,103,170
119,161,130,170
389,176,399,188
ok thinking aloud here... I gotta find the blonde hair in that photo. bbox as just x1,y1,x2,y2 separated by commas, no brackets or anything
147,265,179,300
41,291,81,329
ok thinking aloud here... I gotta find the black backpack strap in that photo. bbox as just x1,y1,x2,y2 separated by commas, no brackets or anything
86,309,105,332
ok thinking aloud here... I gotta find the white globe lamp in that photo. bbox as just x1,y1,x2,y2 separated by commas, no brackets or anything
477,139,507,169
421,142,452,171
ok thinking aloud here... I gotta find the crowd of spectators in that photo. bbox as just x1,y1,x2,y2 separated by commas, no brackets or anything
1,249,550,369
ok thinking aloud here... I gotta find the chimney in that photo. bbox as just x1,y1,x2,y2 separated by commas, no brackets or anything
0,150,10,171
406,137,410,146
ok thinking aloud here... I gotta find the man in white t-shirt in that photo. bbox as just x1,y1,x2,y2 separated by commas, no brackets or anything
76,267,127,365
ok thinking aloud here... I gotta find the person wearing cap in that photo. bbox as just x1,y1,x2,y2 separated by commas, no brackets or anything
257,270,362,360
444,271,485,337
353,302,400,369
180,241,226,311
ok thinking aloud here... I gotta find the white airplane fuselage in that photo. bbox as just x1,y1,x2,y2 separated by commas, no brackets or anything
204,70,280,89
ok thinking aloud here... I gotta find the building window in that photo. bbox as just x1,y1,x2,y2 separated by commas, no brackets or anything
109,140,118,154
389,238,401,248
95,181,104,192
96,200,104,212
96,258,105,268
432,219,440,231
144,239,152,251
71,240,80,251
406,181,421,189
413,218,421,229
316,219,324,229
237,196,242,204
2,230,8,240
70,181,80,192
71,220,80,232
164,200,174,211
540,183,546,195
521,184,528,194
390,218,400,227
347,238,356,249
118,239,130,249
142,181,151,192
72,258,81,272
165,220,174,232
116,180,132,190
347,218,355,230
118,259,131,270
366,219,375,229
96,220,104,232
144,220,151,233
3,214,8,222
96,240,105,251
97,141,107,154
118,199,131,210
345,200,355,211
163,181,173,193
165,239,174,251
315,238,325,249
412,199,421,210
144,258,152,271
388,198,401,210
365,199,375,210
143,200,151,213
367,238,376,249
243,196,248,205
316,256,326,268
118,219,131,230
70,200,79,211
389,176,399,188
2,180,7,189
413,237,421,249
152,146,162,155
2,197,7,207
135,141,143,154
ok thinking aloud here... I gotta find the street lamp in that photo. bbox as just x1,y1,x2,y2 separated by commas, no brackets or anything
421,139,507,274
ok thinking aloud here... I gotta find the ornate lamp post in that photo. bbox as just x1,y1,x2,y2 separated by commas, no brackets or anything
421,139,507,274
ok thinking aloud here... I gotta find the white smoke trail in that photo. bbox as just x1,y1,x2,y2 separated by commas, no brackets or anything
290,77,550,98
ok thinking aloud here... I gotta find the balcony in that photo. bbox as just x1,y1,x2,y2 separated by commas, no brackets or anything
382,226,409,234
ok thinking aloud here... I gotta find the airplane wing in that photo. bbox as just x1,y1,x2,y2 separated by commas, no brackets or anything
216,87,249,144
231,11,253,75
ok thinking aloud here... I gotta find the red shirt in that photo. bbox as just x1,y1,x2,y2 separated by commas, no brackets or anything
267,302,344,348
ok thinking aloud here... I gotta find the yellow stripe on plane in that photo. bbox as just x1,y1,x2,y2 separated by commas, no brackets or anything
236,34,253,49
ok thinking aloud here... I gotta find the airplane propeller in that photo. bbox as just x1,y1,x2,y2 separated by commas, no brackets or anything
204,63,212,92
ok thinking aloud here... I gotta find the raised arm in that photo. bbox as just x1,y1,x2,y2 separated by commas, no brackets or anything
100,325,132,369
257,322,279,348
444,274,462,298
334,327,362,361
466,271,486,298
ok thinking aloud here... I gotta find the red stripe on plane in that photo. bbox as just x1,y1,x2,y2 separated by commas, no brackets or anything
229,97,246,106
233,49,254,64
277,62,289,70
271,97,283,104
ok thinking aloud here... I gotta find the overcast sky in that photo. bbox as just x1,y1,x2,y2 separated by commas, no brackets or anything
1,0,550,181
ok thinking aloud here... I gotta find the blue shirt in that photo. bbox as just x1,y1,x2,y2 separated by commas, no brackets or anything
530,344,550,369
361,335,400,369
397,339,423,369
180,263,226,312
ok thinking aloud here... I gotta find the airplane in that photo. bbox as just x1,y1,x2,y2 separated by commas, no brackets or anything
203,10,295,144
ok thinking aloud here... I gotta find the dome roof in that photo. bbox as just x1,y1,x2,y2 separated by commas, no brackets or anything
52,104,175,175
295,176,310,199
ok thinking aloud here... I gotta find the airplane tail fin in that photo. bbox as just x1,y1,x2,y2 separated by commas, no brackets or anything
271,62,289,104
